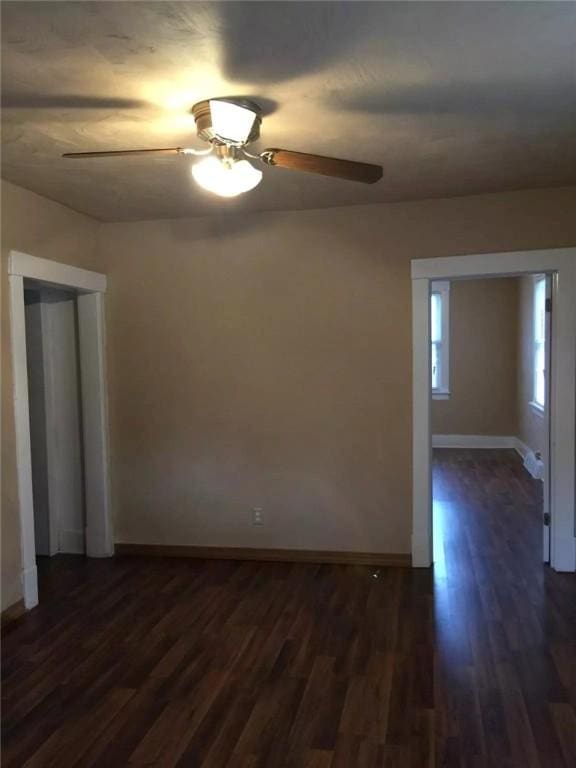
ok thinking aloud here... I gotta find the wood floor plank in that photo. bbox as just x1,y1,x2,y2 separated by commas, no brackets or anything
2,449,575,767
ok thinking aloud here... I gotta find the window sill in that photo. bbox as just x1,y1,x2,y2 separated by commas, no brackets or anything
529,401,544,417
432,390,451,401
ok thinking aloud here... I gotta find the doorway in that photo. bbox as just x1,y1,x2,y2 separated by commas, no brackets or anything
430,274,549,578
8,251,113,608
25,283,86,558
411,248,576,573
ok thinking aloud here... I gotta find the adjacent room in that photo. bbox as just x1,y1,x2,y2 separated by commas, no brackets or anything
431,275,550,619
24,284,86,560
2,2,576,766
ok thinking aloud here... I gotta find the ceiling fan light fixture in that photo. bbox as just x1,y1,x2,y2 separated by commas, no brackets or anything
209,99,257,144
192,156,262,197
62,96,383,187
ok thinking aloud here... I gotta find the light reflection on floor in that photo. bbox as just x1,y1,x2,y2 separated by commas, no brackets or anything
431,449,546,664
432,499,447,581
432,455,479,658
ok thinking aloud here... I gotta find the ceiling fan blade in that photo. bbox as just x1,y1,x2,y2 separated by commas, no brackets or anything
3,93,148,110
261,149,382,184
62,148,185,159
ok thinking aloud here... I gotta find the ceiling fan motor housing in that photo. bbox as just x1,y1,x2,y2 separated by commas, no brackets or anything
191,99,262,146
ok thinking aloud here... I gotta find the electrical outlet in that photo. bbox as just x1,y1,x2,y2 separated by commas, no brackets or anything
252,507,264,526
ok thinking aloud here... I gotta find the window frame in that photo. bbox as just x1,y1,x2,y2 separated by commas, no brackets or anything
430,280,450,399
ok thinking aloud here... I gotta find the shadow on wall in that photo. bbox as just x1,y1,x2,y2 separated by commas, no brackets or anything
168,211,271,243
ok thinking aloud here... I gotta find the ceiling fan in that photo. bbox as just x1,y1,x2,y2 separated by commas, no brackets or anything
62,97,383,197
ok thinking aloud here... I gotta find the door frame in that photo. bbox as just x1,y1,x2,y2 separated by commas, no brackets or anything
8,251,113,608
411,247,576,572
542,273,553,562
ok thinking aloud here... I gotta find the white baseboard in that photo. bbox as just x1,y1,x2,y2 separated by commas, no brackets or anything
512,437,530,459
59,528,85,554
432,434,544,480
523,452,544,480
516,439,544,480
432,434,517,449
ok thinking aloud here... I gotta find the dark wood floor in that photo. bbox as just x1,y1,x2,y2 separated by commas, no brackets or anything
2,450,575,767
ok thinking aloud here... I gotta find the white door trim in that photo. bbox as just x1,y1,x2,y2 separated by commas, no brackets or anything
9,274,39,608
8,251,106,292
411,248,576,572
542,274,553,562
77,293,114,558
8,252,112,609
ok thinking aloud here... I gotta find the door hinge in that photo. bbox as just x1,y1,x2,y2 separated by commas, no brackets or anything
545,297,552,313
543,512,551,526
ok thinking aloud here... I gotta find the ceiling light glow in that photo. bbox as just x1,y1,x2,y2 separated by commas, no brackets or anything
192,156,262,197
209,99,257,144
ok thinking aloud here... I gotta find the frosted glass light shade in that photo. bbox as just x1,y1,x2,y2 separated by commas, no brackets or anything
209,99,257,144
192,157,263,197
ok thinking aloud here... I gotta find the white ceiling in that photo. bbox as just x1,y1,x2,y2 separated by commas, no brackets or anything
2,1,576,222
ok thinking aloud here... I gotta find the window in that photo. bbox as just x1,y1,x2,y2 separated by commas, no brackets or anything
532,275,546,412
431,281,450,398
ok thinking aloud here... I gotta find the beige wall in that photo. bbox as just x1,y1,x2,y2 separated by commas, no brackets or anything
98,186,576,557
2,182,576,609
517,275,546,455
432,278,520,435
99,210,414,555
1,180,99,609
